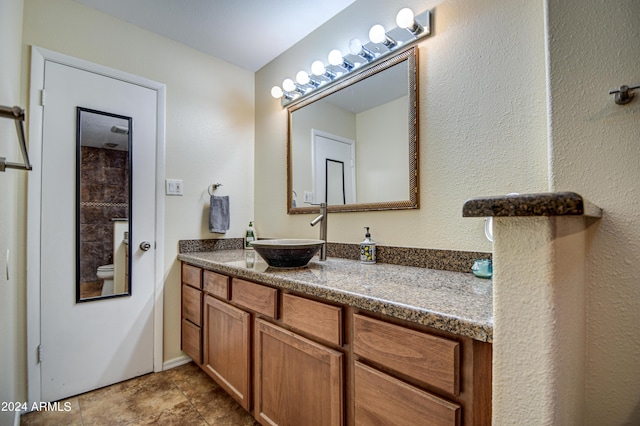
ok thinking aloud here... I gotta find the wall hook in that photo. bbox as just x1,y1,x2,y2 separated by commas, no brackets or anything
609,84,639,105
208,183,223,195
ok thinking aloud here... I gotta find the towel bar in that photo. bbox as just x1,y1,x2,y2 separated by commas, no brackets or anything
0,105,32,172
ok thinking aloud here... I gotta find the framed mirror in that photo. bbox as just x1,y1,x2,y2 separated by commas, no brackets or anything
287,46,418,214
76,107,132,302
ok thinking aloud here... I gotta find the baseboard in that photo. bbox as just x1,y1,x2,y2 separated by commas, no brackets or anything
162,355,191,371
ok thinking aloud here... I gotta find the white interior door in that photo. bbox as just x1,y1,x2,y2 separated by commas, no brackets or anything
312,130,356,205
39,60,157,402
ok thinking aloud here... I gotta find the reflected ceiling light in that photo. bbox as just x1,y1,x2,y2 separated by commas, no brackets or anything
369,24,397,49
110,125,129,134
396,8,423,35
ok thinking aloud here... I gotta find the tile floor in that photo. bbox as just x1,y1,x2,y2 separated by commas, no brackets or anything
20,362,259,425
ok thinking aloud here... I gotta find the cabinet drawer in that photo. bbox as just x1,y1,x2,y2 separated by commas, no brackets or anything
182,284,202,326
353,314,460,395
203,270,229,299
231,278,277,319
354,361,460,426
282,293,342,346
181,319,202,364
182,263,202,289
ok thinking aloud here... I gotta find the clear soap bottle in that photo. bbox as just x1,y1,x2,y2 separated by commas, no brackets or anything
360,227,376,264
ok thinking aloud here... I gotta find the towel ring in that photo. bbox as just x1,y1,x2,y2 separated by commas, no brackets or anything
208,183,223,195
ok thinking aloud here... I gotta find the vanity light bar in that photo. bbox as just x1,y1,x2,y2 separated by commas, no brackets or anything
270,7,432,107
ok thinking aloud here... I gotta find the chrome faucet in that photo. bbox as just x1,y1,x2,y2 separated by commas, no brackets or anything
310,202,327,261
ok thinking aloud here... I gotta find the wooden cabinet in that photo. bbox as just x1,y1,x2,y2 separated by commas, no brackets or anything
255,319,344,426
354,361,460,426
180,262,491,426
281,293,343,347
353,313,491,426
181,264,202,364
353,313,460,395
203,294,252,410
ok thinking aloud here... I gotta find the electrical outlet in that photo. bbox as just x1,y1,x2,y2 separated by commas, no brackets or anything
165,179,183,196
304,191,313,203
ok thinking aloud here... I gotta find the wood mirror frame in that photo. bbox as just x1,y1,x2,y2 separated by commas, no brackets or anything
287,46,419,214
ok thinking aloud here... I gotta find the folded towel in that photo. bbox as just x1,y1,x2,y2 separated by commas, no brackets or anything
209,195,230,234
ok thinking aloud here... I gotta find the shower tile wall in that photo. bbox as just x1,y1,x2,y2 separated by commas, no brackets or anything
80,146,128,283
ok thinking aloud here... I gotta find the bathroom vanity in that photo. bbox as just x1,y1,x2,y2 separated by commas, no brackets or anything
178,250,493,426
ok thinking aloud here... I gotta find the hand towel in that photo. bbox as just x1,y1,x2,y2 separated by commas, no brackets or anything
209,195,230,234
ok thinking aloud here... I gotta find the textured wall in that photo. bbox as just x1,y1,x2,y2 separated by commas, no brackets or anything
493,217,586,424
254,0,548,251
546,0,640,423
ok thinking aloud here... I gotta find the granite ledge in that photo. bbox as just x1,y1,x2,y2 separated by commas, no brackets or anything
463,191,602,218
177,250,493,343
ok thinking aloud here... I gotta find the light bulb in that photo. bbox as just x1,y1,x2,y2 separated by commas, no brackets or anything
296,71,310,85
348,38,363,55
282,78,296,92
311,60,326,76
270,86,283,99
369,24,387,44
328,49,344,66
396,8,415,29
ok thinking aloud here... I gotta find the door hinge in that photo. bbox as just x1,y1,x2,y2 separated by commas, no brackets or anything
37,344,43,363
40,89,46,106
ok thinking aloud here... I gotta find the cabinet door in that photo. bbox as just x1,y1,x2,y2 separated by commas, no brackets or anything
203,295,251,411
354,362,460,426
255,319,343,426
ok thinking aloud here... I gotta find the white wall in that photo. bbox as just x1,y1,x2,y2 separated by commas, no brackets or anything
356,96,409,203
291,100,356,204
546,0,640,423
255,0,548,249
0,0,25,421
21,0,254,364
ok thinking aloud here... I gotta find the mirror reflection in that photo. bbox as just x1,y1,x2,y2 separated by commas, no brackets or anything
76,107,132,302
288,47,418,213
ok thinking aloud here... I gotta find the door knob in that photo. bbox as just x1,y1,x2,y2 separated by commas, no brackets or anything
139,241,152,251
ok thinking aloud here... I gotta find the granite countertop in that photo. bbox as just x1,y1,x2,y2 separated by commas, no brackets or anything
177,250,493,343
463,191,602,218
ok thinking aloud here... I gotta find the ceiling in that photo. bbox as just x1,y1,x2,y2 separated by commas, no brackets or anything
74,0,356,72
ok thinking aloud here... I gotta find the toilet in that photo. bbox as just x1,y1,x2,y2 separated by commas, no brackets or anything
97,264,114,296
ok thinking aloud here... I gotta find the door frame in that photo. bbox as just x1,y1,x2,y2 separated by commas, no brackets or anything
26,46,166,405
311,129,356,205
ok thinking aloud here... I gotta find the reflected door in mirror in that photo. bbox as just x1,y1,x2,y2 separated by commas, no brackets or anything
312,130,355,205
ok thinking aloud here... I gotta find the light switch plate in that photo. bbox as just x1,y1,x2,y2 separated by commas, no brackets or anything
165,179,183,196
304,191,313,203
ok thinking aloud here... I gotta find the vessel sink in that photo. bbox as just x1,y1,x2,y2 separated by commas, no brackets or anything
250,239,324,268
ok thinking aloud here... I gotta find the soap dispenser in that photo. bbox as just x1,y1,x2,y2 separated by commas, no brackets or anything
360,227,376,264
245,221,256,250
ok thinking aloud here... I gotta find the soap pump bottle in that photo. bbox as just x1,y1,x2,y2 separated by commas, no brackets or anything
245,221,256,250
360,227,376,264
